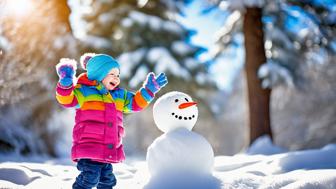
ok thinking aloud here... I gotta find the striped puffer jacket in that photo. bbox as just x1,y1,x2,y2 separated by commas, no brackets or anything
56,73,154,163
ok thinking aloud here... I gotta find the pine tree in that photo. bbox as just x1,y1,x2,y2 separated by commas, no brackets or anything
0,0,77,156
243,7,273,144
75,0,213,92
206,0,336,145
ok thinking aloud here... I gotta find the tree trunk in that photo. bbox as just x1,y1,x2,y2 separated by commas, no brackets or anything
52,0,72,33
243,7,273,145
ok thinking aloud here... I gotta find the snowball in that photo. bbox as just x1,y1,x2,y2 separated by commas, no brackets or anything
146,128,214,176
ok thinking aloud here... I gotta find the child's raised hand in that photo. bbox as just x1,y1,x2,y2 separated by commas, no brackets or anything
144,72,168,94
56,58,77,87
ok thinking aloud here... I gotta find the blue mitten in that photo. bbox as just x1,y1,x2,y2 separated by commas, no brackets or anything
56,58,77,87
144,72,168,94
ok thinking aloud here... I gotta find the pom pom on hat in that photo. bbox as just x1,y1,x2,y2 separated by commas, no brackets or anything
80,53,96,70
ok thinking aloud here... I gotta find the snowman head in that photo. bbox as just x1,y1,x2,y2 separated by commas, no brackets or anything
153,91,198,133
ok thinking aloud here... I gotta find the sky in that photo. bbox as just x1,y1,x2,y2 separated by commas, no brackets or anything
178,1,244,91
177,1,225,49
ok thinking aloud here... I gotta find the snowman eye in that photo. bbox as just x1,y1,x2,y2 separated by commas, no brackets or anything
175,99,179,103
185,98,189,102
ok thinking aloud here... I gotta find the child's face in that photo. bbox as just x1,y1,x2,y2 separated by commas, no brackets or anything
102,68,120,90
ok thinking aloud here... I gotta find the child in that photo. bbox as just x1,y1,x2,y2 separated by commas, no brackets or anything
55,53,168,189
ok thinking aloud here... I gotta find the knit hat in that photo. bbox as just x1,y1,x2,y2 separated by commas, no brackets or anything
84,54,120,81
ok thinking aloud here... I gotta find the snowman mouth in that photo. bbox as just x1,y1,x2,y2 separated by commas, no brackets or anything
171,112,195,120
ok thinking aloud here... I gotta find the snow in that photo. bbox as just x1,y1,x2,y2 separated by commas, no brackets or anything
147,47,191,80
117,45,199,87
137,0,149,8
265,26,294,51
258,60,294,89
118,46,196,86
67,0,92,39
243,0,265,8
223,0,266,11
184,58,198,69
129,11,148,26
148,16,162,31
214,10,241,45
247,135,287,155
330,41,336,53
127,11,183,33
98,12,114,24
129,65,148,88
311,0,336,12
0,35,12,51
117,48,146,79
306,48,329,66
80,35,113,50
227,0,246,11
0,106,43,155
46,109,75,157
195,72,210,86
171,41,194,56
0,137,336,188
121,18,133,28
162,21,184,34
147,128,214,176
283,5,322,44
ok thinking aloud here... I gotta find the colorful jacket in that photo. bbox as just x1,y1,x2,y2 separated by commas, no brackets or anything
55,73,154,163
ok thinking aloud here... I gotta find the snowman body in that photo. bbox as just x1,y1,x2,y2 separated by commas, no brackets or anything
147,127,214,176
146,91,214,176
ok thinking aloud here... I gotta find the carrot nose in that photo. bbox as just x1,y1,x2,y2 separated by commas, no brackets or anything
178,102,197,109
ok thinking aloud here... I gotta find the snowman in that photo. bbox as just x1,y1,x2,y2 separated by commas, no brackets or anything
146,91,214,177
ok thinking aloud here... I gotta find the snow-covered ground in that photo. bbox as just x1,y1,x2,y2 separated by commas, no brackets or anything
0,136,335,189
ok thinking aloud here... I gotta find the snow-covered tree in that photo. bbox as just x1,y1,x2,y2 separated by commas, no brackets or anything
0,0,77,156
206,0,336,148
208,0,335,88
71,0,213,91
205,0,273,144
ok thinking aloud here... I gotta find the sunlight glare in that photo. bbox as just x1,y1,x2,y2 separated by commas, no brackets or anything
3,0,34,17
